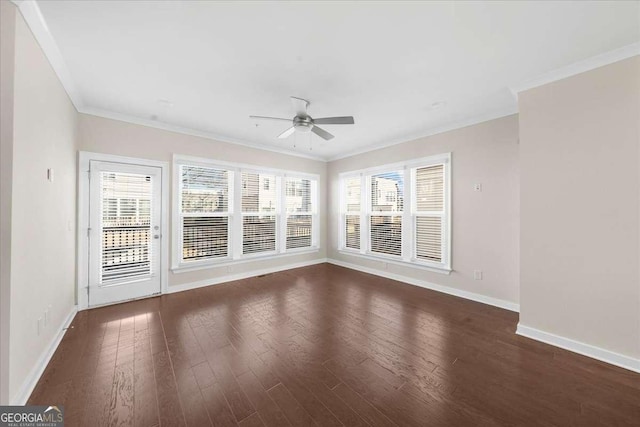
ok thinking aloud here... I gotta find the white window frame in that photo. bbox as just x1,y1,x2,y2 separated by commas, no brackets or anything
339,173,364,254
284,176,318,253
368,168,405,260
177,161,234,267
240,169,279,259
172,155,319,273
338,153,451,274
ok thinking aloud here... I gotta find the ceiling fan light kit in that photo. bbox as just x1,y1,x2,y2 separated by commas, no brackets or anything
250,96,355,142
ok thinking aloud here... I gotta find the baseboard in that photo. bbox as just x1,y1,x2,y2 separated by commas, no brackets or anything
167,258,328,294
516,324,640,374
11,304,78,405
327,258,519,312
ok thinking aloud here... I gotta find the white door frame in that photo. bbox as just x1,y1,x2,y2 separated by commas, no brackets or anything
77,151,169,310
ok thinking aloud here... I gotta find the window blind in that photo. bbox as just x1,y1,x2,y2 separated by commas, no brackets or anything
370,172,403,256
181,165,230,261
182,217,228,260
344,176,361,250
100,172,153,283
242,172,277,254
415,216,441,261
286,178,313,249
414,164,444,262
345,215,360,250
370,215,402,256
339,155,449,269
415,164,443,211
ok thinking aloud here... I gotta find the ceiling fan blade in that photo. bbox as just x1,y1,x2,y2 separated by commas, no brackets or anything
311,125,334,141
313,116,355,125
277,127,296,139
290,97,309,117
250,115,291,122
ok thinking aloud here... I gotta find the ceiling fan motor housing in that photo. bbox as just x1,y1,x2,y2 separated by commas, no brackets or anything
293,116,313,133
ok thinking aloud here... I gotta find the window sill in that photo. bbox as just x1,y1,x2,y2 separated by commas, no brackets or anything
172,247,320,274
337,250,451,275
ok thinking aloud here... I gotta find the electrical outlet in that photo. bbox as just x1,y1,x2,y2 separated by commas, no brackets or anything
474,183,482,192
474,270,483,280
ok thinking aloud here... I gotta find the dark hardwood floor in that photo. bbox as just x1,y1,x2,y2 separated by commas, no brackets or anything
28,264,640,426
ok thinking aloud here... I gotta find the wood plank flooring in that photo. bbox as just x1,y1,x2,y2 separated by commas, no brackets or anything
28,263,640,426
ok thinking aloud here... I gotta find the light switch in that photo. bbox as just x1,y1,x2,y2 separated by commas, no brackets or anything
47,168,54,182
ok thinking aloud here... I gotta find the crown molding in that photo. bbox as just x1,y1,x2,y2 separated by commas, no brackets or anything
80,107,328,162
326,106,518,162
13,0,84,110
16,0,638,164
509,42,640,98
13,0,327,162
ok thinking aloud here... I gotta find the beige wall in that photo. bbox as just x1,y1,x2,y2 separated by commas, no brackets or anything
8,8,78,402
327,115,520,306
77,114,327,288
0,0,17,405
519,57,640,359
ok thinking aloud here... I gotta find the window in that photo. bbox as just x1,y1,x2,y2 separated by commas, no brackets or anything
339,153,450,272
370,171,403,257
100,172,153,283
173,157,318,270
179,165,231,262
414,164,444,262
285,177,313,249
343,176,361,250
242,172,277,255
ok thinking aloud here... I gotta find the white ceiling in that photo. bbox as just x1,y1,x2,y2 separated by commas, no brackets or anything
31,1,640,160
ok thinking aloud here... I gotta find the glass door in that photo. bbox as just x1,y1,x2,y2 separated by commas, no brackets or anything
88,161,162,306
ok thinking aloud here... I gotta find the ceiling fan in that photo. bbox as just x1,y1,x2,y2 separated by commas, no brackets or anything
250,97,355,141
